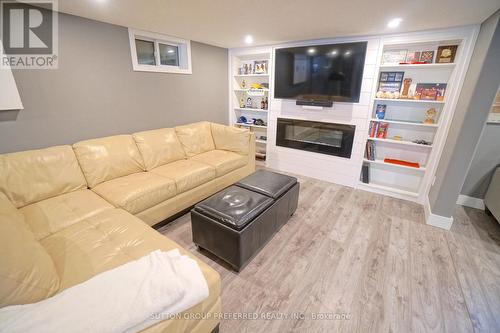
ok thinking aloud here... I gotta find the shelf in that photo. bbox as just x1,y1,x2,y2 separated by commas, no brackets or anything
379,63,455,69
363,158,426,172
235,123,268,129
234,88,269,92
256,139,267,144
358,181,419,198
370,118,439,128
234,107,268,113
367,137,433,148
374,98,445,104
234,74,269,78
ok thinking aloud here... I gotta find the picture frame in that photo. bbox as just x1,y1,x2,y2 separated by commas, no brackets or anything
487,89,500,123
419,50,435,63
381,50,407,65
436,45,458,63
378,71,405,93
254,60,268,74
415,83,447,101
405,51,421,63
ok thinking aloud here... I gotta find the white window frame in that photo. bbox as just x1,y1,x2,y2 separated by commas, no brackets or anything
128,28,192,74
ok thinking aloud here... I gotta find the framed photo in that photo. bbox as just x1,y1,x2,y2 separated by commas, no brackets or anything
405,51,421,63
381,50,407,65
415,83,447,101
254,60,268,74
420,51,435,63
436,45,458,63
378,71,405,92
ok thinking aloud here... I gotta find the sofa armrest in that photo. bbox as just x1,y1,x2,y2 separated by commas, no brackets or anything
485,166,500,222
210,123,252,155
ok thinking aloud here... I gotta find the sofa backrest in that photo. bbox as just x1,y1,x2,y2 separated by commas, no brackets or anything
211,123,251,155
0,192,60,306
0,146,87,208
73,135,145,188
175,121,215,157
133,128,186,171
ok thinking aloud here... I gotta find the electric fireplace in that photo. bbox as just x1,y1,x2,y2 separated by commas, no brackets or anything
276,118,355,158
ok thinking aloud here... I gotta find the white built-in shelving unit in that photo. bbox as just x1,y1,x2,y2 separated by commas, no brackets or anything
358,37,466,201
229,49,272,160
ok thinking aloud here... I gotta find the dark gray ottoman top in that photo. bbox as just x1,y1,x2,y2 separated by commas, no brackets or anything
237,170,297,199
194,185,273,230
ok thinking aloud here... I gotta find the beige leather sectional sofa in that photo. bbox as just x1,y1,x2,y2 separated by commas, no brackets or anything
0,121,255,332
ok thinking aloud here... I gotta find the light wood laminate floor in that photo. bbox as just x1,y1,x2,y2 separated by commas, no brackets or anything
158,169,500,333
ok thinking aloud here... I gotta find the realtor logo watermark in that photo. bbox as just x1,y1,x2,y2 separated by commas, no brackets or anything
1,0,58,69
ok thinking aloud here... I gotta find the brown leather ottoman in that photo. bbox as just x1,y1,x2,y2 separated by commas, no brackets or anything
191,170,299,271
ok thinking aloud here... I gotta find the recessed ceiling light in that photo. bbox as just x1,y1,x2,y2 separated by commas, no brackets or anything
167,49,175,54
244,35,253,44
331,50,338,55
344,50,351,56
307,48,316,54
387,18,403,28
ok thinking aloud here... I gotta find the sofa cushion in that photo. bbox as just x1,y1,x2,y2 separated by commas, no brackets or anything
39,208,220,311
133,128,186,171
190,150,248,177
151,159,216,194
175,122,215,157
0,192,60,307
21,189,114,240
92,172,176,215
0,146,87,208
73,135,145,188
211,123,251,155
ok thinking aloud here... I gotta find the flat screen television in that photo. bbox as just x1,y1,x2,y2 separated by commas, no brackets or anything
274,41,367,104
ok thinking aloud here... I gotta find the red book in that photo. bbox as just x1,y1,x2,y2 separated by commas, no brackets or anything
384,158,420,168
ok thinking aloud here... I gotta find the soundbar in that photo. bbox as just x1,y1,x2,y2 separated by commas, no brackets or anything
296,99,333,108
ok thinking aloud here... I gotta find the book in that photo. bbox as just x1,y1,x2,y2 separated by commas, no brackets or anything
369,121,379,138
376,123,389,139
375,104,386,119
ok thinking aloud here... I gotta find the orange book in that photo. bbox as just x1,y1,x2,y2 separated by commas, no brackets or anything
384,158,420,168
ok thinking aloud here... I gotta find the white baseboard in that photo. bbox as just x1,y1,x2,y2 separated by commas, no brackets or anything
456,194,485,210
424,197,454,230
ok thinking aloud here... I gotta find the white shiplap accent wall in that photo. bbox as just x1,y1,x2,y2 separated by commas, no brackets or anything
265,37,380,187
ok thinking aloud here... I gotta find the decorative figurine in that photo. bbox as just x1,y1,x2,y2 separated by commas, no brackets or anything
261,98,265,109
241,79,246,89
424,108,437,124
246,97,253,108
240,98,245,108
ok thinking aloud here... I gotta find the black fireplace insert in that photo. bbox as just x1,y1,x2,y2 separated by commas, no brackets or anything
276,118,355,158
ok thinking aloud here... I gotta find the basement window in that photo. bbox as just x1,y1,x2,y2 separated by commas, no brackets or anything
128,28,192,74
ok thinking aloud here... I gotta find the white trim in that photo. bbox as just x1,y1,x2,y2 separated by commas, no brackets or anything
424,197,454,230
128,28,192,74
457,194,485,210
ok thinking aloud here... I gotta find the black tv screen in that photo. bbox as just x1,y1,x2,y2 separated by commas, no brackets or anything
274,41,367,103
